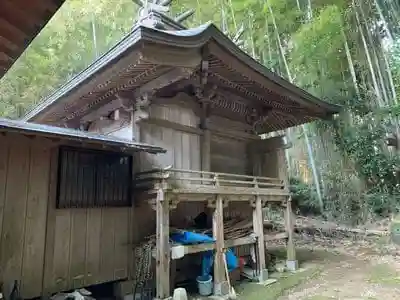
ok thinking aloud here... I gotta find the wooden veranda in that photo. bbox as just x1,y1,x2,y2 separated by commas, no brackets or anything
135,161,295,298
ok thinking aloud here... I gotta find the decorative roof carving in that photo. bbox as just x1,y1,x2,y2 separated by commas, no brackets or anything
133,0,194,30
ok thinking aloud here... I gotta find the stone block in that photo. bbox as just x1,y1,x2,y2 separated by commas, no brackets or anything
286,260,299,272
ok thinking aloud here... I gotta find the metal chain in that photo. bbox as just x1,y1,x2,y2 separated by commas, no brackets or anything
133,240,155,298
143,241,153,281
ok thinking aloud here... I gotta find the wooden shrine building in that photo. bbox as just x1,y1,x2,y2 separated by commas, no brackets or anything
22,2,340,299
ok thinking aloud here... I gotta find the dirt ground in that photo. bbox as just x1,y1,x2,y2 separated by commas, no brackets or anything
281,255,400,300
236,228,400,300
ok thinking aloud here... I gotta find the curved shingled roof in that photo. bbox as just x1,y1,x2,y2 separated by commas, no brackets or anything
24,22,340,133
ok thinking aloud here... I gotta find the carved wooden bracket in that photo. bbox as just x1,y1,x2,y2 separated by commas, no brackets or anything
169,196,180,210
194,81,218,129
149,195,178,211
195,84,218,103
133,92,153,123
207,199,216,209
207,197,229,208
249,197,268,208
262,199,268,207
200,60,209,86
245,106,274,134
154,179,168,191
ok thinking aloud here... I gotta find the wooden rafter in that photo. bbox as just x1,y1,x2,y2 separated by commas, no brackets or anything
0,51,14,64
209,72,314,116
0,0,65,79
0,19,25,45
0,3,37,37
61,64,163,123
68,67,194,125
0,36,18,52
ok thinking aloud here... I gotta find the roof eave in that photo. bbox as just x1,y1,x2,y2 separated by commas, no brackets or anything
23,25,146,122
0,118,166,154
24,23,340,122
0,0,66,79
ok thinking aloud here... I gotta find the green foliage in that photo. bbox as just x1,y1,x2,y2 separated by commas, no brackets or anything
333,111,400,192
289,177,321,215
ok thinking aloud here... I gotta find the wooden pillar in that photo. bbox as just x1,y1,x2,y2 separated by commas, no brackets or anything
252,195,266,277
156,181,170,299
201,128,211,172
132,110,141,142
212,194,226,295
249,145,267,280
277,143,297,270
285,198,296,262
200,98,211,173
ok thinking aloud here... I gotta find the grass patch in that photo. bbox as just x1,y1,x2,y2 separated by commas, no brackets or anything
367,263,400,285
235,266,323,300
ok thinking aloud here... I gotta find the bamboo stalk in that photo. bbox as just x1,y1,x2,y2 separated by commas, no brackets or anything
266,0,324,211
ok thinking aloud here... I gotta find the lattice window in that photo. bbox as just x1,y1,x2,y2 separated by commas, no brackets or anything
56,147,133,208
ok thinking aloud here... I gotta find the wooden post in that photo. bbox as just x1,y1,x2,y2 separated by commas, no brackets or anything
200,99,211,174
201,128,211,172
156,179,170,299
252,195,266,280
249,145,268,280
277,142,298,271
285,198,296,264
212,194,226,295
211,174,226,295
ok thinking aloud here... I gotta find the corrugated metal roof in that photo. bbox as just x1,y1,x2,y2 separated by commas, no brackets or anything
0,118,165,154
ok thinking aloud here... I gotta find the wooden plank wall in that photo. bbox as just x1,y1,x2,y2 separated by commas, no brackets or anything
208,116,252,221
140,100,203,227
43,145,130,294
44,198,130,294
0,134,50,299
210,134,248,175
262,149,279,178
0,134,130,298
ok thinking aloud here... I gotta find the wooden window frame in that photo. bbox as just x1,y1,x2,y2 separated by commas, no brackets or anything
56,146,133,209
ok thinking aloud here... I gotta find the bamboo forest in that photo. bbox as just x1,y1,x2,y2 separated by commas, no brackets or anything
1,0,400,225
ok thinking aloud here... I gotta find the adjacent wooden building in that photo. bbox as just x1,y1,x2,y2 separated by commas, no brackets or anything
20,3,340,299
0,118,164,299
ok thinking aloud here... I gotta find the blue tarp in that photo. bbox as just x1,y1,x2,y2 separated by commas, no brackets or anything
170,231,238,276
